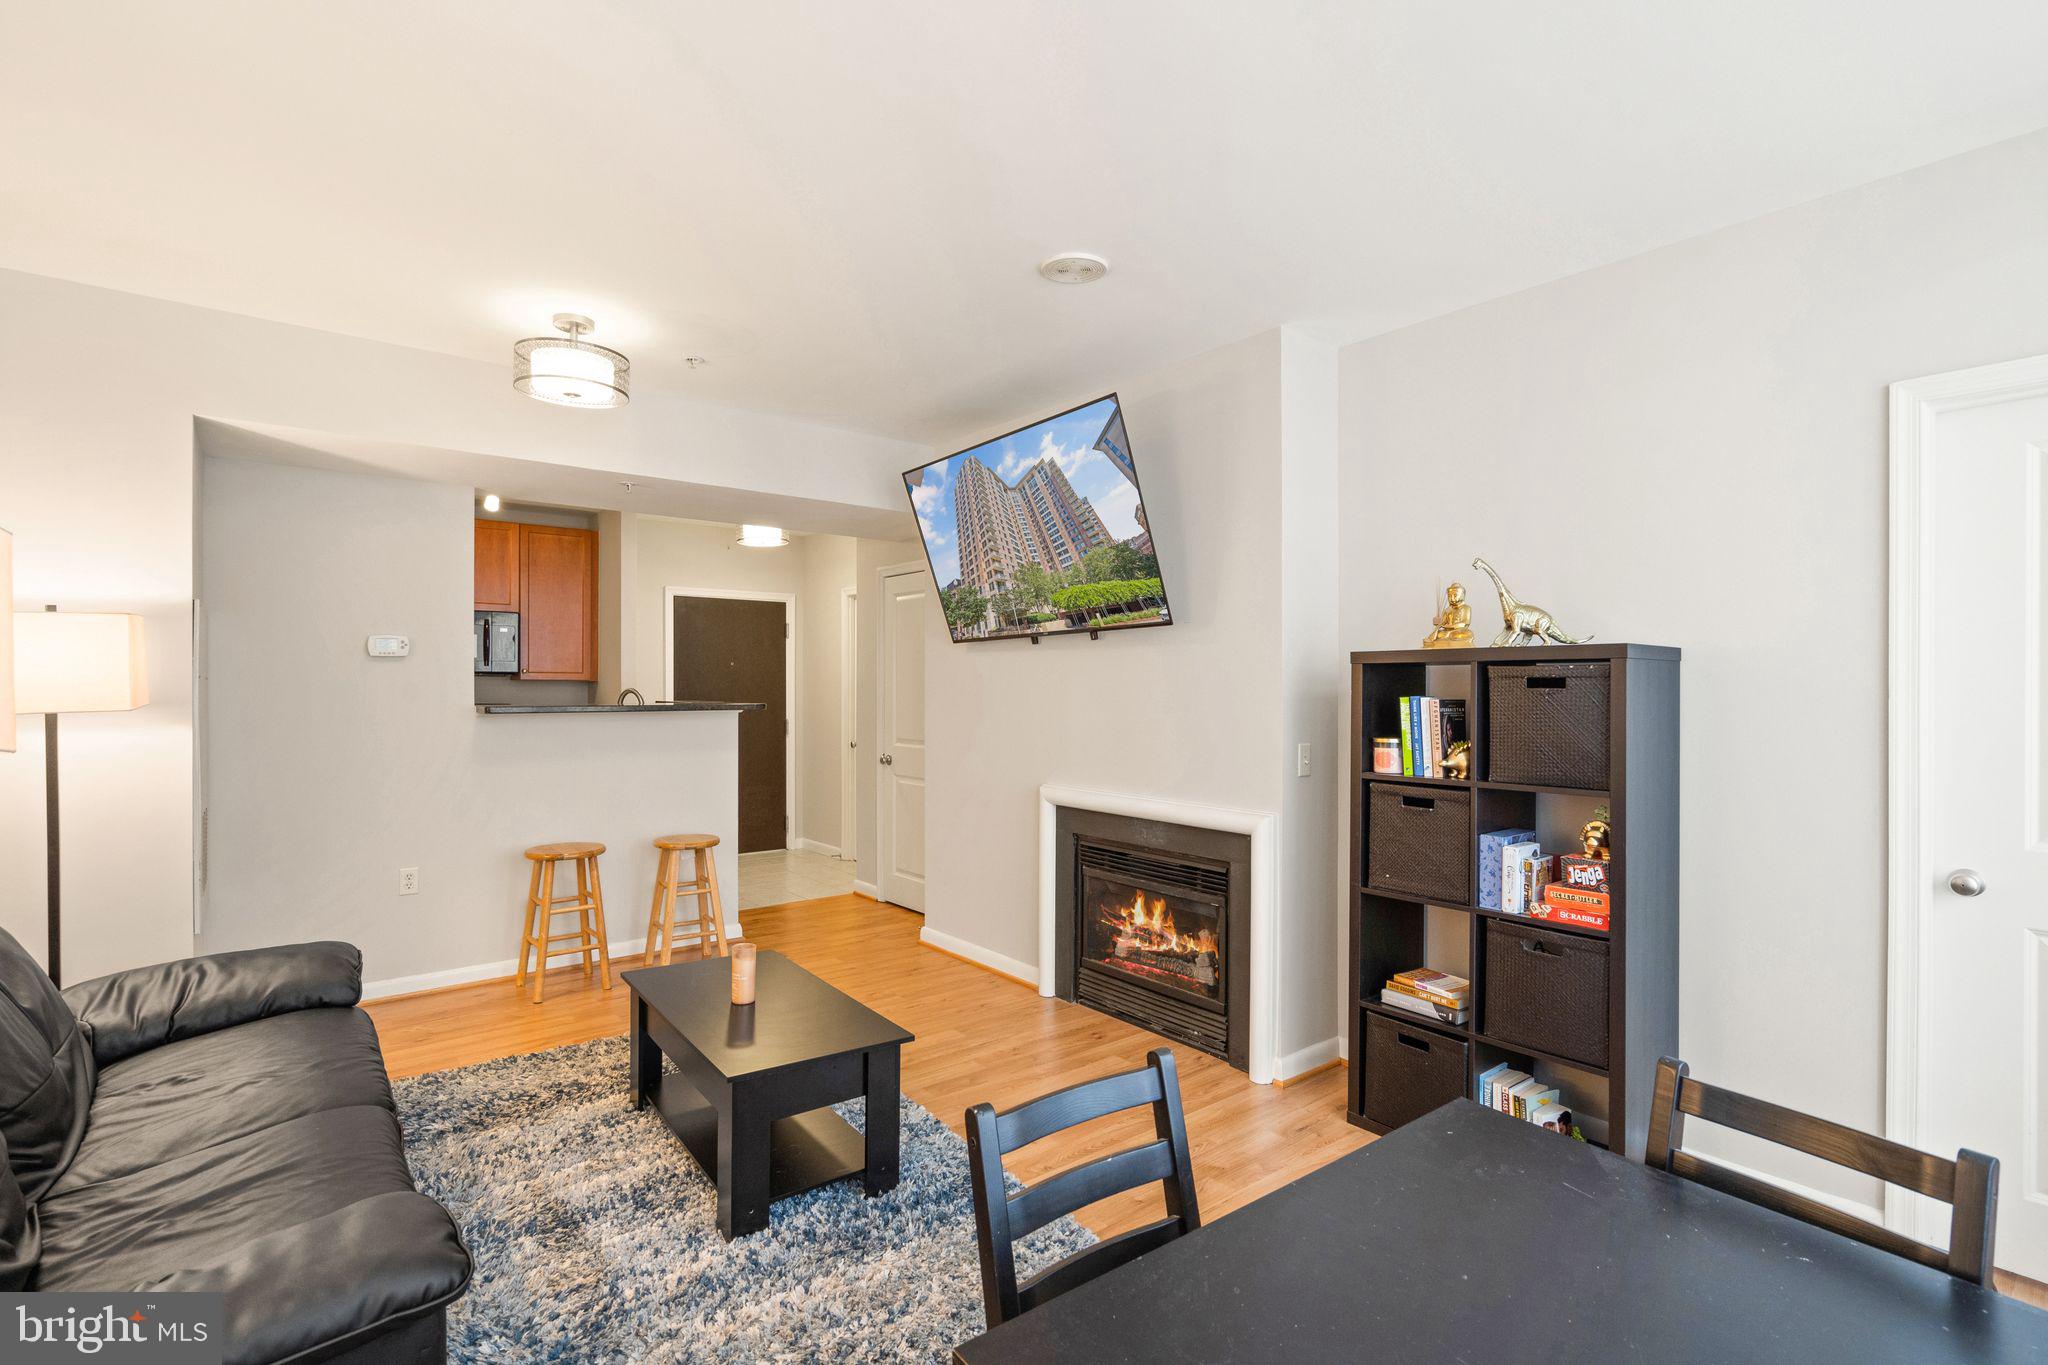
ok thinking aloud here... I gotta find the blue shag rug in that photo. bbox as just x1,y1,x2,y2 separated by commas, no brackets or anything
394,1036,1094,1363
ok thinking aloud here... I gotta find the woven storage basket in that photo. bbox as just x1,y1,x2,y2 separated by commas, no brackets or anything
1481,919,1609,1069
1366,784,1473,906
1363,1011,1468,1132
1486,661,1611,789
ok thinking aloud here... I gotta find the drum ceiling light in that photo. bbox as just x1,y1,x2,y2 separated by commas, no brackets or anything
736,525,789,548
513,313,630,409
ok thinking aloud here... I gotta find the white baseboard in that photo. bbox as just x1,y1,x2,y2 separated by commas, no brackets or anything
852,879,880,900
918,925,1039,986
794,838,842,857
1275,1036,1343,1082
363,926,739,1002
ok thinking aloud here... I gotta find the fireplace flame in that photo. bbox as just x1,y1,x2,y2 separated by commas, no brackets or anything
1110,888,1218,958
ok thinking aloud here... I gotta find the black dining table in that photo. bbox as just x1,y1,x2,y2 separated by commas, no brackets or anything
952,1099,2048,1364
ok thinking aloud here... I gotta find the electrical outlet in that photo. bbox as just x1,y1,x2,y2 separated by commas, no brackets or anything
1296,743,1311,777
399,867,419,896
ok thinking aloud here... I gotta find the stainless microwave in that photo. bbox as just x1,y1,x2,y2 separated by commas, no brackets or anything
474,611,519,673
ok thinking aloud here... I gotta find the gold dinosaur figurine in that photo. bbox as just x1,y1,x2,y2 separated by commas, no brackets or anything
1472,557,1591,647
1422,582,1473,649
1442,740,1471,779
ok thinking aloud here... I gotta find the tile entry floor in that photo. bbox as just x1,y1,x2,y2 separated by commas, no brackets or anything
737,846,857,909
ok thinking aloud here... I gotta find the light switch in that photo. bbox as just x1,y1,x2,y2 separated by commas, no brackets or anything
1297,743,1311,777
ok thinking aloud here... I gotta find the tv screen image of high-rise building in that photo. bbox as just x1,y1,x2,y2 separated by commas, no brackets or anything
903,394,1172,644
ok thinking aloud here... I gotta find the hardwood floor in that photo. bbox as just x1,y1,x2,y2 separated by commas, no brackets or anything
365,892,1367,1239
367,891,2048,1305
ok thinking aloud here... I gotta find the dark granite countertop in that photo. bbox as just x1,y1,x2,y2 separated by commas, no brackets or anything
476,701,764,714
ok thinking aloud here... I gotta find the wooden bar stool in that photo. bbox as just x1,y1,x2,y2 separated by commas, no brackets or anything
516,841,613,1003
644,834,728,965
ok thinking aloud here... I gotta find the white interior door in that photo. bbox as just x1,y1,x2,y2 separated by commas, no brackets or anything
878,568,927,911
1913,385,2048,1280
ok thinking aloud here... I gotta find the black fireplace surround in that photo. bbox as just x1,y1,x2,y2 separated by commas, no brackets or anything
1053,806,1250,1071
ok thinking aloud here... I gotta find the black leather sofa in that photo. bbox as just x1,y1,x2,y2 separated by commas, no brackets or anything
0,929,470,1364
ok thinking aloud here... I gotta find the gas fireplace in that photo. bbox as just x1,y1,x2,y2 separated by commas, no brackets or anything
1055,812,1249,1069
1081,860,1226,1006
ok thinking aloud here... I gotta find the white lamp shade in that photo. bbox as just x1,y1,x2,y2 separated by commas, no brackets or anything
14,612,149,715
0,533,13,750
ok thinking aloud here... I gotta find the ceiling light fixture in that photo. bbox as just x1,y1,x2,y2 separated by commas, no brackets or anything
736,525,789,549
1038,252,1109,284
480,493,502,513
513,313,630,409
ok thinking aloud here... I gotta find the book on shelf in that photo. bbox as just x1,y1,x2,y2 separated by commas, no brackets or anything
1389,968,1468,1008
1379,986,1468,1025
1504,1078,1557,1120
1476,1061,1515,1107
1390,695,1467,778
1527,1099,1575,1134
1487,1070,1531,1113
1437,699,1467,774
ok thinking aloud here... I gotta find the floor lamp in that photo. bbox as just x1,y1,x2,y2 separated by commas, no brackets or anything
14,606,149,986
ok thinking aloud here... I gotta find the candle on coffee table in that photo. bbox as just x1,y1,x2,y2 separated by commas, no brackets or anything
730,941,758,1005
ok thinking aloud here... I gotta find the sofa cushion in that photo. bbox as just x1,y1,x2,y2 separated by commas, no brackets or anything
50,1008,395,1194
0,1131,35,1291
0,927,92,1203
62,942,363,1069
34,1103,416,1290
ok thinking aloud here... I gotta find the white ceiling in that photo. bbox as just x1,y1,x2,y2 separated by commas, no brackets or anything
8,3,2048,444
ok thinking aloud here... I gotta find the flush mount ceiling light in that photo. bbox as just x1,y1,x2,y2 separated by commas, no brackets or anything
513,313,630,408
1038,252,1109,284
480,493,502,513
736,524,789,548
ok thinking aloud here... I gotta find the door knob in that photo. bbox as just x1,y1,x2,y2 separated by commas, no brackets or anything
879,754,894,766
1948,869,1986,897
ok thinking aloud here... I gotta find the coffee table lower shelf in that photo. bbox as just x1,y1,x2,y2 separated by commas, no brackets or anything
650,1072,867,1201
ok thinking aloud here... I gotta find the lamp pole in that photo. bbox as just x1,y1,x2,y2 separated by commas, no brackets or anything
42,603,60,986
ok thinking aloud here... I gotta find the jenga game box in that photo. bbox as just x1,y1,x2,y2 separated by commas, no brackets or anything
1559,855,1609,894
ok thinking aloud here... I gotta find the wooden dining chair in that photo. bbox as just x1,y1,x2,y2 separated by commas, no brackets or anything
1646,1056,1998,1284
965,1048,1200,1329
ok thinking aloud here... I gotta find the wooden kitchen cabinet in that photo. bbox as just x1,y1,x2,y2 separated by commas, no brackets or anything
517,524,598,680
474,519,520,611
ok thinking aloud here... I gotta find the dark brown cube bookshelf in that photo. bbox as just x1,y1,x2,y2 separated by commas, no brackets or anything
1345,644,1679,1160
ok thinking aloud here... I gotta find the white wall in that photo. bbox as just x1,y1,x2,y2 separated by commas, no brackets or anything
799,535,859,853
0,266,921,979
198,455,739,992
919,331,1343,1045
1337,127,2048,1202
1277,330,1344,1073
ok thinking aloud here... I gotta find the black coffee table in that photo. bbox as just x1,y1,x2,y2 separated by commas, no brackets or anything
624,951,914,1239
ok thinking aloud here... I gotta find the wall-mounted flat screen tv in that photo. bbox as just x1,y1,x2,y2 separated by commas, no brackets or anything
904,393,1171,644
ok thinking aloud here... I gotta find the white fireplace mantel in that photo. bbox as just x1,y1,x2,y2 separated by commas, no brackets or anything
1038,784,1279,1085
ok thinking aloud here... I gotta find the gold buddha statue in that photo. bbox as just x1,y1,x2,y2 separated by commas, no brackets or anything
1422,582,1473,649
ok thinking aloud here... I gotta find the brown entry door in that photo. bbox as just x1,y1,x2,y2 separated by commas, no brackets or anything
672,595,787,852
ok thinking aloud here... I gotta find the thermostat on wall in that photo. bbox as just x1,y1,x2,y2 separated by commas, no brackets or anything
365,635,411,658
